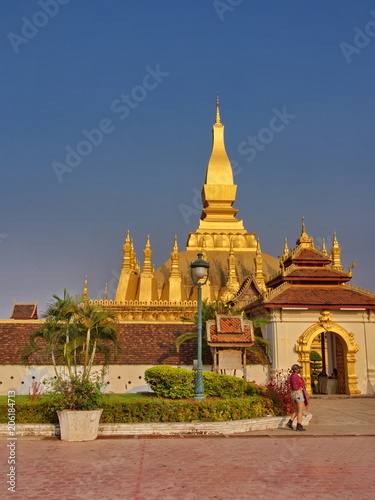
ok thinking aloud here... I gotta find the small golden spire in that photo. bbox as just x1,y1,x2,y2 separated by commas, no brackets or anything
215,92,221,124
130,239,135,271
142,235,153,274
170,236,180,278
103,282,108,301
321,238,327,256
283,238,289,257
122,230,132,271
223,239,239,298
254,239,266,291
173,234,178,252
296,217,313,247
83,275,88,301
330,232,343,270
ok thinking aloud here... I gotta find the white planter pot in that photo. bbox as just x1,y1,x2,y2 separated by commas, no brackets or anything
57,409,103,442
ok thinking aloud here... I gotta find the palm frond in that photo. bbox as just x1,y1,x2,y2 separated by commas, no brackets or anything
175,331,198,352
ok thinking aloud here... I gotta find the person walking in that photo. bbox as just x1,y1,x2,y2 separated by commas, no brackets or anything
286,364,309,431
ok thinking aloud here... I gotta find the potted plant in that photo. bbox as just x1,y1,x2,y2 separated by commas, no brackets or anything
22,290,120,441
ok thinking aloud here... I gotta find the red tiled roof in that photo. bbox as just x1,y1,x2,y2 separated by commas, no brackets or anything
10,303,38,320
295,249,331,262
285,268,350,281
263,286,375,308
218,317,242,333
209,324,253,344
283,248,332,267
0,322,210,365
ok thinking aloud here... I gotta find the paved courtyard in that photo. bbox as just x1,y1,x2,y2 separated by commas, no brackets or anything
1,398,375,499
2,436,375,499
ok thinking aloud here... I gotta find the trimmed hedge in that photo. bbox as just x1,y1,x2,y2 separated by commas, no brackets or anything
144,365,266,399
0,395,279,424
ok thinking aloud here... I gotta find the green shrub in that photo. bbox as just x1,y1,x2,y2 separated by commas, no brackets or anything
203,371,247,398
144,366,195,398
144,365,267,399
0,397,58,424
0,394,279,424
91,395,278,422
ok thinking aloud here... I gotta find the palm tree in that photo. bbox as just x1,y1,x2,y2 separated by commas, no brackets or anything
21,289,81,378
22,291,120,381
73,302,120,381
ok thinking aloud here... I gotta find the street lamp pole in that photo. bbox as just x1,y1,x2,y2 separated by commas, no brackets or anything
190,253,210,401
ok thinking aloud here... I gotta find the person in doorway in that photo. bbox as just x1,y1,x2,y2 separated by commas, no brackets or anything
286,364,310,431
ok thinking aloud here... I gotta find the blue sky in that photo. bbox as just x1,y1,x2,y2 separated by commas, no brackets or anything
1,0,375,318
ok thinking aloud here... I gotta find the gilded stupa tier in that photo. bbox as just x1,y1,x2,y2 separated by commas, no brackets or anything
186,96,257,252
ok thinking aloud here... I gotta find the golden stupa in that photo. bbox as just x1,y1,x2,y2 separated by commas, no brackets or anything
88,97,279,320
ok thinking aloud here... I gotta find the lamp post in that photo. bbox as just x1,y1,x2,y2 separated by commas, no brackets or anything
190,253,210,401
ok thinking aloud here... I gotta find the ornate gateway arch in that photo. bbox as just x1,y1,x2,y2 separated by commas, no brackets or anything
295,310,360,395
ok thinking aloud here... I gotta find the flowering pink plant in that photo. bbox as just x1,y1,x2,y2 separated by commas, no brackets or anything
266,369,295,415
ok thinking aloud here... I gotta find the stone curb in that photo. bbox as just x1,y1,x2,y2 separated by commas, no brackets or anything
0,413,312,437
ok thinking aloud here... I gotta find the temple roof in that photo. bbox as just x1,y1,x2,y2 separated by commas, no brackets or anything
259,284,375,309
10,303,38,320
206,315,254,345
284,248,332,266
242,219,375,312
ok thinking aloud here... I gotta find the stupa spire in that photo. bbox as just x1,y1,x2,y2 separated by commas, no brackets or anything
121,230,132,271
283,238,289,257
204,95,234,186
186,97,257,252
296,217,314,248
142,235,153,274
330,232,343,270
226,240,239,289
215,92,221,124
254,239,266,291
170,235,180,278
165,236,184,302
321,238,327,256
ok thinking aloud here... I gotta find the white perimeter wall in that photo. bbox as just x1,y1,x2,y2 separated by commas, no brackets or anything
0,363,271,396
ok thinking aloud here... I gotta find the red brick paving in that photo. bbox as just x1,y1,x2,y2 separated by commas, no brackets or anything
1,436,375,499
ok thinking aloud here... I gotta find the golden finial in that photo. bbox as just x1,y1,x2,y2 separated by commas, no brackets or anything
103,282,108,301
215,92,221,124
256,237,262,255
83,275,88,301
225,238,239,297
173,235,178,252
332,231,339,247
330,232,343,270
296,217,313,247
142,235,153,274
170,236,180,278
283,238,289,257
254,238,266,291
321,238,327,256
